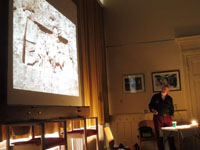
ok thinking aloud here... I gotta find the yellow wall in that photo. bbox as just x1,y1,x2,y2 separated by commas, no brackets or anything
104,0,200,45
106,41,187,115
104,0,200,116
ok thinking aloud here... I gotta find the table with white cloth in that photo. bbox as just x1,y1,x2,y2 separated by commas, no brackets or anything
160,125,200,150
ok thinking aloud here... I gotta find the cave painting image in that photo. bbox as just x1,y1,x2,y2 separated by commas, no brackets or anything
13,0,79,96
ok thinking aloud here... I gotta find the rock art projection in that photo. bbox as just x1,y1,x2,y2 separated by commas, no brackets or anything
13,0,79,96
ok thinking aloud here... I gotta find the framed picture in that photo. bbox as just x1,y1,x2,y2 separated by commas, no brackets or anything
152,70,181,92
123,74,145,93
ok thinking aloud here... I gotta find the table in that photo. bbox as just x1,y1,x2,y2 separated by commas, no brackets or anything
160,125,200,150
5,117,99,150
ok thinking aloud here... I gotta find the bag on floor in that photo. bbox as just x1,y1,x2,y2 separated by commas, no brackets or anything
139,126,154,138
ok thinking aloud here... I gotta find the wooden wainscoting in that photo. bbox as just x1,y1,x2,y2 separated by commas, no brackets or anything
109,111,188,150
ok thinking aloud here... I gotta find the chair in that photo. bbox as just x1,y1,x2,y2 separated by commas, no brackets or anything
138,120,156,147
104,127,115,150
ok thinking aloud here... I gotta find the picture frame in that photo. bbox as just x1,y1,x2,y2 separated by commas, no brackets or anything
123,74,145,93
152,70,181,92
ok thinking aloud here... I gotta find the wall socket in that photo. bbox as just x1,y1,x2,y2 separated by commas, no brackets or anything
174,104,178,110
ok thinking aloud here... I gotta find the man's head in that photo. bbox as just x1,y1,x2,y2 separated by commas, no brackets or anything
161,85,170,96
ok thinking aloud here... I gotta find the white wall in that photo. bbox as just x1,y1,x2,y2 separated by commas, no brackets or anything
106,41,187,115
103,0,200,148
104,0,200,116
103,0,200,46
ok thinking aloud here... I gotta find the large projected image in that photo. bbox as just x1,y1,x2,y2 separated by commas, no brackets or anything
13,0,79,96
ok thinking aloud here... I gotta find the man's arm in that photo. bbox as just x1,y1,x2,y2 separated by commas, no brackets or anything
170,97,174,116
149,95,158,115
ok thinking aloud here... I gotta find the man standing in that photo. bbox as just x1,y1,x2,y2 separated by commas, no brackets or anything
149,85,176,150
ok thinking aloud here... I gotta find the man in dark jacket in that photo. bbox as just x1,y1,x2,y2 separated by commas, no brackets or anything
149,85,176,150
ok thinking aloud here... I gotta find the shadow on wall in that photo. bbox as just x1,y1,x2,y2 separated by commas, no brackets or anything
174,25,200,38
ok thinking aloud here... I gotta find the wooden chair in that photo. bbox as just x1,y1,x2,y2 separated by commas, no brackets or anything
104,127,115,150
138,120,157,147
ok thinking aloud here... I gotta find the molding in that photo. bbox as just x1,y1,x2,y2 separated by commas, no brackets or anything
175,35,200,51
175,35,200,42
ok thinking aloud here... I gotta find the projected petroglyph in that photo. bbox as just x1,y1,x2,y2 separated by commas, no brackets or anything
13,0,79,96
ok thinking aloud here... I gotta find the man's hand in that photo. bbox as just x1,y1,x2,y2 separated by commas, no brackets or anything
152,109,158,115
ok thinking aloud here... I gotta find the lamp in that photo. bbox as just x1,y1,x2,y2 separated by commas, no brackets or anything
191,120,198,127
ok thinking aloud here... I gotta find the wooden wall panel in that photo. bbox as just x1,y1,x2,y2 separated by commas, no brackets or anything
109,112,187,149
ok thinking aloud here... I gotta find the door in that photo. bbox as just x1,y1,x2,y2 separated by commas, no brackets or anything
185,54,200,120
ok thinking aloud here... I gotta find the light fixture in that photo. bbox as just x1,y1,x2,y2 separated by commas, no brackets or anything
191,120,198,127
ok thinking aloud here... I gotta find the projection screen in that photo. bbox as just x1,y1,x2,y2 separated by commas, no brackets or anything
7,0,82,106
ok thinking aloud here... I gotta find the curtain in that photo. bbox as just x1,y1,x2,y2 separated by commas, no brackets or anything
75,0,109,125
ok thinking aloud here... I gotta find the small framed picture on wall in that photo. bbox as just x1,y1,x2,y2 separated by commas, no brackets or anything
123,74,145,93
152,70,181,92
